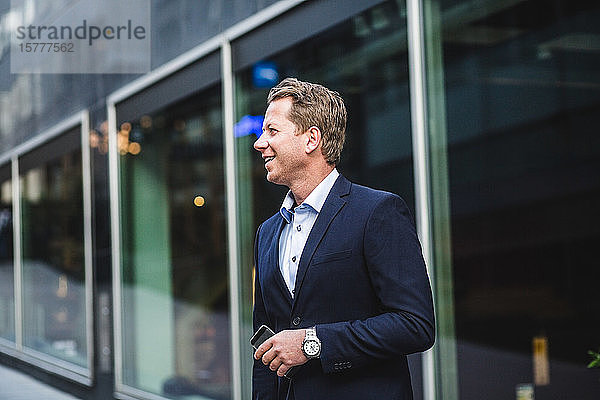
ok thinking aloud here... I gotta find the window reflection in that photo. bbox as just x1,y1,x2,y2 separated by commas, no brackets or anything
20,145,87,367
119,84,231,399
440,0,600,397
0,169,14,343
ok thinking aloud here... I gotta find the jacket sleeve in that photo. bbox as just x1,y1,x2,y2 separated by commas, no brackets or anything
252,223,278,399
316,194,435,374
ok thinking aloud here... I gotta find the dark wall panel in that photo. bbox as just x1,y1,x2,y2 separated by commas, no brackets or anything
232,0,385,71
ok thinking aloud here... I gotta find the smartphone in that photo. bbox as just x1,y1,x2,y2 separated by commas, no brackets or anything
250,325,275,350
250,325,296,379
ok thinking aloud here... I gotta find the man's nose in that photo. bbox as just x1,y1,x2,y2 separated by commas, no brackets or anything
254,134,267,151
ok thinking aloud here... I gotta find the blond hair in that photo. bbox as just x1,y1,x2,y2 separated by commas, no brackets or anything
267,77,346,165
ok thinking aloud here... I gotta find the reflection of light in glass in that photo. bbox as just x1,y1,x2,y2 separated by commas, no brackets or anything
24,168,43,203
121,122,132,132
2,9,24,59
93,124,109,154
55,310,68,323
0,209,10,232
89,130,99,148
118,128,130,155
140,115,152,129
253,62,279,88
353,15,371,37
1,180,11,204
174,119,186,131
234,115,264,138
193,196,205,207
371,7,390,30
57,274,68,298
128,142,141,155
53,339,77,356
100,142,108,155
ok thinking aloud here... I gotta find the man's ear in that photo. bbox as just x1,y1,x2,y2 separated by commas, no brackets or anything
305,126,321,154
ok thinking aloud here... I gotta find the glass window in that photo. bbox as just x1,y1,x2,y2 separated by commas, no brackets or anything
233,0,415,394
118,84,231,399
0,165,14,344
433,0,600,398
19,132,88,368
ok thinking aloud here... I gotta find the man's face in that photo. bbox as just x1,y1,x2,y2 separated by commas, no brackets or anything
254,97,307,187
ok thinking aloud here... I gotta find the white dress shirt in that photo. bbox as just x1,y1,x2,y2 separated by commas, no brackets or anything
278,168,339,297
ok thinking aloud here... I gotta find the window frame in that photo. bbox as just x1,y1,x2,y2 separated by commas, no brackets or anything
109,49,228,399
0,111,94,385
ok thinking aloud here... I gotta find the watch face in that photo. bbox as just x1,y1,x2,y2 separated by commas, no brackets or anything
304,340,320,356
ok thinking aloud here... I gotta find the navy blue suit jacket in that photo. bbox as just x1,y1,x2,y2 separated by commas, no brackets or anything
252,174,435,400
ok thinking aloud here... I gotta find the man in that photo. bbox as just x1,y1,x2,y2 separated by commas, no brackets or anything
252,77,435,400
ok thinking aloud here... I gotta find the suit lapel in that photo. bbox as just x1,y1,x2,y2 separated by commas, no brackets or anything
291,175,351,309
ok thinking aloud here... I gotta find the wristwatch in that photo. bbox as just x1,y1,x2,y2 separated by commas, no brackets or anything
302,326,321,359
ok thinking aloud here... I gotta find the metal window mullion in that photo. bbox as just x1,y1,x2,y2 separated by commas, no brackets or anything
108,102,125,391
221,36,243,400
12,156,23,351
422,1,459,399
80,111,95,379
406,0,437,399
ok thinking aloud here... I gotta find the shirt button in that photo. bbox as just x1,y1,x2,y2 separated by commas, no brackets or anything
292,256,296,262
292,316,301,326
297,225,301,231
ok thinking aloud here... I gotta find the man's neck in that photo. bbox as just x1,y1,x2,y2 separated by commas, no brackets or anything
290,166,335,205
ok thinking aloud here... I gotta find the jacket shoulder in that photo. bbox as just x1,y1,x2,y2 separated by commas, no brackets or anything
347,181,407,208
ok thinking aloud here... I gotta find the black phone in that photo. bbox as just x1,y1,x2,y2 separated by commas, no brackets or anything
250,325,275,350
250,325,297,379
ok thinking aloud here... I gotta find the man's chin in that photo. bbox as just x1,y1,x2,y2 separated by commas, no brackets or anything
266,172,278,183
266,172,286,186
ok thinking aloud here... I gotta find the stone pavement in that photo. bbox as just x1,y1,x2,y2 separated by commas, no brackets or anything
0,364,80,400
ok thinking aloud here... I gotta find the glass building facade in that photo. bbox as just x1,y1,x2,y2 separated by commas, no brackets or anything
0,0,599,399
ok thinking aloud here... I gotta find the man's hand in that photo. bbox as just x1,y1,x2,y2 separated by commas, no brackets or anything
254,329,308,377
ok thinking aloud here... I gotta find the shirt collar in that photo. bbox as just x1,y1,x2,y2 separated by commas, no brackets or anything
279,168,339,223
